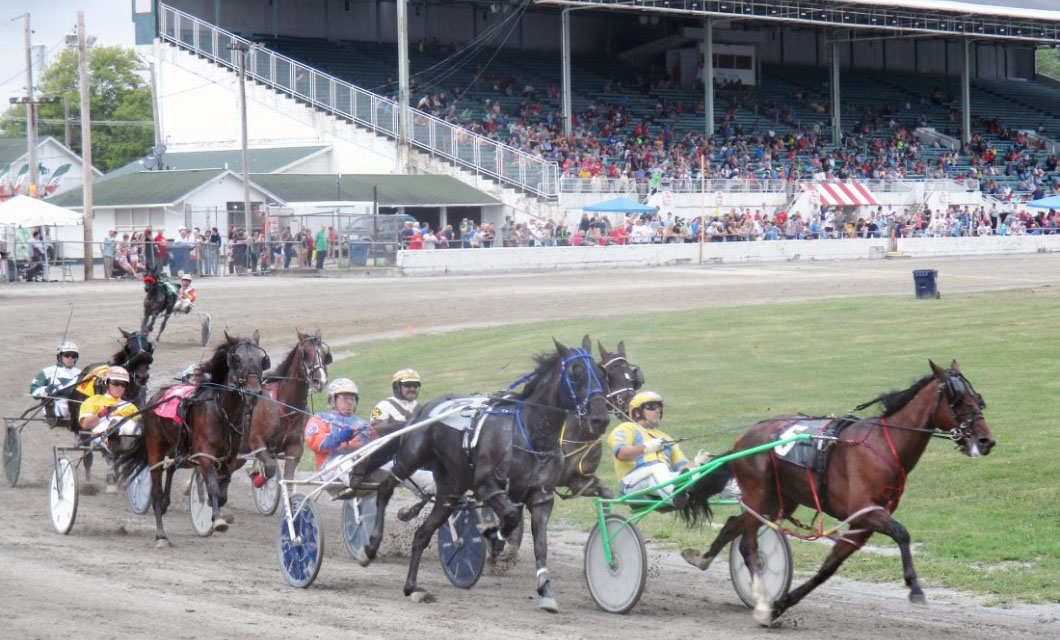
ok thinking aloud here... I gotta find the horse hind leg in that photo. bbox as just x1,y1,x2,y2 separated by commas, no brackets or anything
769,531,871,624
528,495,559,612
202,464,228,533
681,512,747,571
403,496,457,602
155,312,172,342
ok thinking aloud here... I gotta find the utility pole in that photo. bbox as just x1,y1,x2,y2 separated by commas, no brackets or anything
23,13,38,196
78,11,94,281
63,96,71,147
227,41,252,245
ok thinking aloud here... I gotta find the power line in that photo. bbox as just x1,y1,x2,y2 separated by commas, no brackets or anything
4,115,153,127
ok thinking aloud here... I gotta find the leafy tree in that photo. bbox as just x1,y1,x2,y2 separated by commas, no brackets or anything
1038,47,1060,79
0,45,154,172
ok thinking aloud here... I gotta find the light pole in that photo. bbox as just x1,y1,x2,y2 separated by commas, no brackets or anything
227,41,252,250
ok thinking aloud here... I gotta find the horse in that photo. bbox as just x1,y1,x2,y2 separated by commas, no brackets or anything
678,360,995,625
237,329,330,486
141,272,178,340
356,336,611,611
116,330,269,546
59,328,155,484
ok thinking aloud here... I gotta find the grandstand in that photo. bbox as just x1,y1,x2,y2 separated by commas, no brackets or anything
133,0,1060,232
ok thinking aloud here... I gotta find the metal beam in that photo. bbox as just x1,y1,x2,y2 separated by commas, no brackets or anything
962,39,972,147
704,17,714,138
831,39,841,147
561,9,572,137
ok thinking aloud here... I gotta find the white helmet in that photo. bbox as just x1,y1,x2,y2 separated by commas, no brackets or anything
180,273,192,282
56,341,79,357
105,366,131,384
327,377,359,407
181,364,199,382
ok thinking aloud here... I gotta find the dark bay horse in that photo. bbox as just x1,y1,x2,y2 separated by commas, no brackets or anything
116,331,269,546
141,273,178,340
237,329,330,485
357,336,611,611
679,360,995,625
61,328,155,483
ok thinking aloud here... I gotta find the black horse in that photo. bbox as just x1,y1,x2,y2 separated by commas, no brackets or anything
59,328,155,484
356,336,611,611
141,272,178,340
116,330,269,545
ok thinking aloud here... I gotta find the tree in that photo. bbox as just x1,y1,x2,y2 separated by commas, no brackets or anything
0,45,154,173
1038,47,1060,79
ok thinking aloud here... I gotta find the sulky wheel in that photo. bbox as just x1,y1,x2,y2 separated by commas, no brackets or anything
342,496,377,560
4,422,21,487
437,504,486,589
252,471,281,516
584,514,647,614
277,494,324,588
728,525,793,609
49,456,79,535
200,312,212,347
126,466,152,515
187,468,214,537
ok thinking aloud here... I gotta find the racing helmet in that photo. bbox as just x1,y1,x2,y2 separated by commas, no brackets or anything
327,377,359,407
628,391,664,419
56,341,80,357
180,273,193,283
105,366,131,385
391,368,421,395
181,364,199,383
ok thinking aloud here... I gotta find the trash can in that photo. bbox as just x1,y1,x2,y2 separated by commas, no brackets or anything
912,269,938,299
348,241,370,267
168,243,193,277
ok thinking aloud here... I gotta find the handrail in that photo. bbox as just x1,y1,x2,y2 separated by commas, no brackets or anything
157,4,559,198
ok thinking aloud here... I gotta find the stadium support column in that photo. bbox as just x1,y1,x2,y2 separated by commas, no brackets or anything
397,0,411,173
961,39,971,147
703,18,713,137
227,41,253,242
561,9,572,138
831,39,841,147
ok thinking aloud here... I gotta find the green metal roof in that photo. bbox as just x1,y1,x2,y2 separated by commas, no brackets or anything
104,145,330,179
0,138,27,166
49,169,227,208
249,174,501,207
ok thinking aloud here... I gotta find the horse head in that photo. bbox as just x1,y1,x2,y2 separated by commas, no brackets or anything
597,339,643,417
553,335,610,438
118,327,155,389
929,359,995,458
224,329,269,394
294,329,330,393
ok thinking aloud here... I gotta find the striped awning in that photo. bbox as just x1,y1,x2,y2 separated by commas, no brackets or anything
812,183,880,207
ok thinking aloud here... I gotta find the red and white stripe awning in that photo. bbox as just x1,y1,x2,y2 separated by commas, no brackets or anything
812,183,880,207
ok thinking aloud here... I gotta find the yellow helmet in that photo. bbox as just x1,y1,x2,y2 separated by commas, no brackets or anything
628,391,664,416
391,368,421,385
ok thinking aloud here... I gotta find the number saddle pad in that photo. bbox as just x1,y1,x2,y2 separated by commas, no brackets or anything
770,416,857,513
154,384,197,425
426,395,492,449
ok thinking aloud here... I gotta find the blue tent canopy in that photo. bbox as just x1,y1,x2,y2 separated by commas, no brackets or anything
1025,194,1060,209
583,197,657,214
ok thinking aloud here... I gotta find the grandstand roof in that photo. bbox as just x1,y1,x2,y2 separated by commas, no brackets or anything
50,169,228,208
248,174,502,207
104,145,331,179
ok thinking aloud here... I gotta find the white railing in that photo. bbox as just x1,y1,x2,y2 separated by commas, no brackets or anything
558,177,973,195
158,4,560,198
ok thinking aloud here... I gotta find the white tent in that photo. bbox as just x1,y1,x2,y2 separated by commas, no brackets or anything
0,195,82,227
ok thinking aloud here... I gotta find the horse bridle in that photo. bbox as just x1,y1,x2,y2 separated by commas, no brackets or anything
559,348,606,418
599,354,643,413
122,332,155,377
227,341,270,388
296,335,330,384
937,370,986,443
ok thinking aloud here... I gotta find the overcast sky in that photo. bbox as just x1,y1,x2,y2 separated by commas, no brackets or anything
0,1,137,100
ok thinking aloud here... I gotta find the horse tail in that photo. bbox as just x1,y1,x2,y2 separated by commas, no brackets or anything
114,431,149,485
677,452,735,526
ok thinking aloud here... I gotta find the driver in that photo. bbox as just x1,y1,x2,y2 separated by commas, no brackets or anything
607,391,691,503
30,341,82,424
369,368,421,436
78,366,141,491
173,273,197,313
304,378,373,470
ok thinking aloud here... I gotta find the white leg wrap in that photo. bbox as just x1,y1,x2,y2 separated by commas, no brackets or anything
752,576,772,625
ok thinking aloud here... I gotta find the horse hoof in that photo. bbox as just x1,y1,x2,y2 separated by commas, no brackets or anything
408,591,435,604
211,519,229,533
538,597,559,613
397,506,416,522
182,478,192,495
155,538,172,549
753,605,774,627
221,512,235,524
680,548,711,571
910,592,928,607
497,543,520,563
105,483,118,494
353,548,371,568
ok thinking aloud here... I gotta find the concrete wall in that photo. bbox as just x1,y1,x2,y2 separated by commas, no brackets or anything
396,234,1060,275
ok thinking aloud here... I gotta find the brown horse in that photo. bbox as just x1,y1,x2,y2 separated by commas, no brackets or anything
679,360,995,625
238,329,330,485
116,330,268,546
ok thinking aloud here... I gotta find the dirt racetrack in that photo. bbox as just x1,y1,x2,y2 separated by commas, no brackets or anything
3,255,1060,640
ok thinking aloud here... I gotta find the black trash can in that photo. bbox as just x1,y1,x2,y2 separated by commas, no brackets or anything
348,241,370,267
168,243,193,277
912,269,938,299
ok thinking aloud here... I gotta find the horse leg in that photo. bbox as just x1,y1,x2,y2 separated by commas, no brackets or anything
680,512,747,571
156,312,171,342
856,509,925,605
83,449,93,484
160,464,176,515
403,496,457,602
769,531,871,623
202,463,228,533
528,496,559,612
150,463,171,547
358,473,399,566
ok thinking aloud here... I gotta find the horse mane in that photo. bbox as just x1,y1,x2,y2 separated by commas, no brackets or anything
271,342,301,377
200,339,236,384
517,350,564,399
108,343,126,365
870,374,935,417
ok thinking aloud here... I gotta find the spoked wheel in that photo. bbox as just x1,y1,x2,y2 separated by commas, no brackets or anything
126,467,152,515
437,504,485,589
187,468,214,537
584,514,647,614
252,469,281,516
4,422,21,487
342,496,376,559
49,456,79,534
199,312,212,347
276,494,324,588
729,525,793,609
